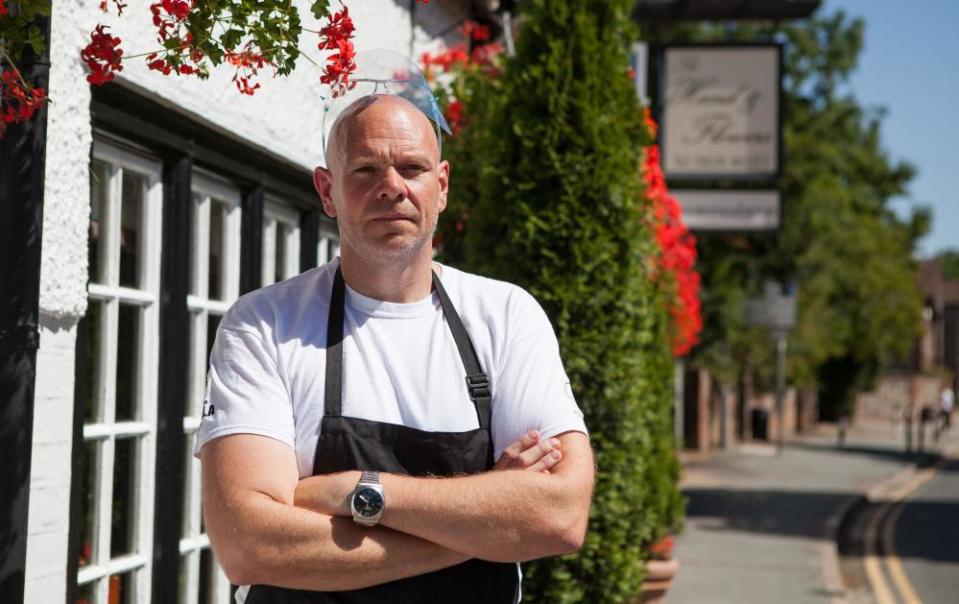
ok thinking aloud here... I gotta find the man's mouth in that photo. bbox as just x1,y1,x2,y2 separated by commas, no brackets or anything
373,214,414,222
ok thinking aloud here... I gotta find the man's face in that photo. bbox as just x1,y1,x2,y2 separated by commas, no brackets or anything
313,96,449,266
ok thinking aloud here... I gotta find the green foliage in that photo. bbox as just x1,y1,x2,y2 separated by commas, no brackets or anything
180,1,306,76
941,250,959,281
0,0,52,61
645,11,926,417
441,1,683,601
433,63,503,266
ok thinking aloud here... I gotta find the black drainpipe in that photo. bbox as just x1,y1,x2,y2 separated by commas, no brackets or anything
0,11,51,604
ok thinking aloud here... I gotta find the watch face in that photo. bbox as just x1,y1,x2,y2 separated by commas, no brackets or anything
353,487,384,517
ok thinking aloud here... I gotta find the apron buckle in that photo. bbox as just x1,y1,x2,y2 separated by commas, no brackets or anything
466,373,491,401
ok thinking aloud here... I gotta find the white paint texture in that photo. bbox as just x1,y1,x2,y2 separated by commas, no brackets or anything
29,1,469,599
38,0,98,319
25,318,79,603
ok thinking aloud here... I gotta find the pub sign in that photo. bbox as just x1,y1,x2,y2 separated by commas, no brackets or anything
660,45,782,180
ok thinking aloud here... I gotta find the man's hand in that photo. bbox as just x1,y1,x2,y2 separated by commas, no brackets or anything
493,430,563,473
295,429,563,517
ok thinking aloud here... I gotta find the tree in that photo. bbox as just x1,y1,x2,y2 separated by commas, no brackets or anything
457,1,682,601
941,250,959,281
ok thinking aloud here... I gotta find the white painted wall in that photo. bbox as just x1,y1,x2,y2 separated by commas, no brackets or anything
25,317,79,602
27,1,469,600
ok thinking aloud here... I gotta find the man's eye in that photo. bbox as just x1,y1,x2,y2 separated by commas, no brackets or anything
353,166,376,174
401,164,427,174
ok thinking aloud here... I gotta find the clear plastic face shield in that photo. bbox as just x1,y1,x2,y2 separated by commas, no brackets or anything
321,49,452,167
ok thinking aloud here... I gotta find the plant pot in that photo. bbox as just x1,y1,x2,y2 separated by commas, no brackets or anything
637,557,680,604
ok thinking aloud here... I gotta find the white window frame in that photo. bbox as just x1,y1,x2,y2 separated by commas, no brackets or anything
317,219,340,267
77,141,163,603
179,170,241,604
261,198,301,286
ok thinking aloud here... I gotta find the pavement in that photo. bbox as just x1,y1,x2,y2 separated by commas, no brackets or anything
667,417,959,604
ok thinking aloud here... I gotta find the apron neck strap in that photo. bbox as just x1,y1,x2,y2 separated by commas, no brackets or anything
431,270,492,431
323,266,347,417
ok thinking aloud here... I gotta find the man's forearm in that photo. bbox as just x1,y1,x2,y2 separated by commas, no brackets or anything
379,468,588,562
206,484,469,590
295,432,594,563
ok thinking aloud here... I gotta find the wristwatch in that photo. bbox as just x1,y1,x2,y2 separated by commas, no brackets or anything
349,471,385,527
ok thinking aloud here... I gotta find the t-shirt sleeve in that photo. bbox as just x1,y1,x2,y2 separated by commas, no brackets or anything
491,291,588,461
193,324,295,458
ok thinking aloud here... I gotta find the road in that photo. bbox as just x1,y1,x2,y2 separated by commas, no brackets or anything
836,431,959,604
892,455,959,604
672,419,959,604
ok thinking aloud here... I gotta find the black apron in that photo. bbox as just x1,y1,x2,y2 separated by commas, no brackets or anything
245,267,520,603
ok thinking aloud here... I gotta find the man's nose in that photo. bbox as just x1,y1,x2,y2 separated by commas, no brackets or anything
377,166,406,200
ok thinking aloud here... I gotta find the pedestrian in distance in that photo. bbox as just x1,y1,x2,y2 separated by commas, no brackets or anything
837,414,849,449
194,81,594,603
940,385,955,433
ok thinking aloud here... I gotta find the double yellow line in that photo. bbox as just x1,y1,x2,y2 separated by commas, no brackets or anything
862,466,938,604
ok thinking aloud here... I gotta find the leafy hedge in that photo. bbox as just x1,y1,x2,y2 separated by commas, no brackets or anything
436,1,684,601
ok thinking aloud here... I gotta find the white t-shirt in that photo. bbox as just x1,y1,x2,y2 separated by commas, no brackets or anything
194,259,588,476
942,388,955,413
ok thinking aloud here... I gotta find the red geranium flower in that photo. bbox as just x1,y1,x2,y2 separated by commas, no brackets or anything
81,25,124,85
643,108,702,357
445,99,463,134
460,20,491,42
0,69,47,137
225,45,269,95
318,4,357,97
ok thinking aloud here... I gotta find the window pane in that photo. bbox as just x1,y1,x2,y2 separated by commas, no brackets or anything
90,161,110,285
119,171,145,288
209,201,226,301
78,301,103,423
110,438,138,558
108,572,134,604
76,580,96,604
318,227,339,268
199,547,214,604
77,441,99,571
115,304,140,421
275,222,287,283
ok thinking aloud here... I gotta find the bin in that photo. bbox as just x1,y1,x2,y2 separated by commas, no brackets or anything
751,408,769,441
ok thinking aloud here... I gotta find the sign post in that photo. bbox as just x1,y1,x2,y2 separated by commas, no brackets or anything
774,329,788,454
743,281,798,454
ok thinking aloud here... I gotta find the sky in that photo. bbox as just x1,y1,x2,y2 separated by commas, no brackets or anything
824,0,959,256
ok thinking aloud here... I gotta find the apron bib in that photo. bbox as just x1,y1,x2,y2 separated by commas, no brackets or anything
245,267,519,603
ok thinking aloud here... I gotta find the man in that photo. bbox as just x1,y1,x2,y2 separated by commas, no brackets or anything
196,94,593,602
941,385,955,432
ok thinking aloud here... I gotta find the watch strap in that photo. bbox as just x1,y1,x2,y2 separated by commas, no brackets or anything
360,471,380,485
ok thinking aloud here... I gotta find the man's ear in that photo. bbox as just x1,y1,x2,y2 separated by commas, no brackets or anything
437,160,450,214
313,167,337,218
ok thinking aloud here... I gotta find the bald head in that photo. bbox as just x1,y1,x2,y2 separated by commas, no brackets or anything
325,94,440,171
